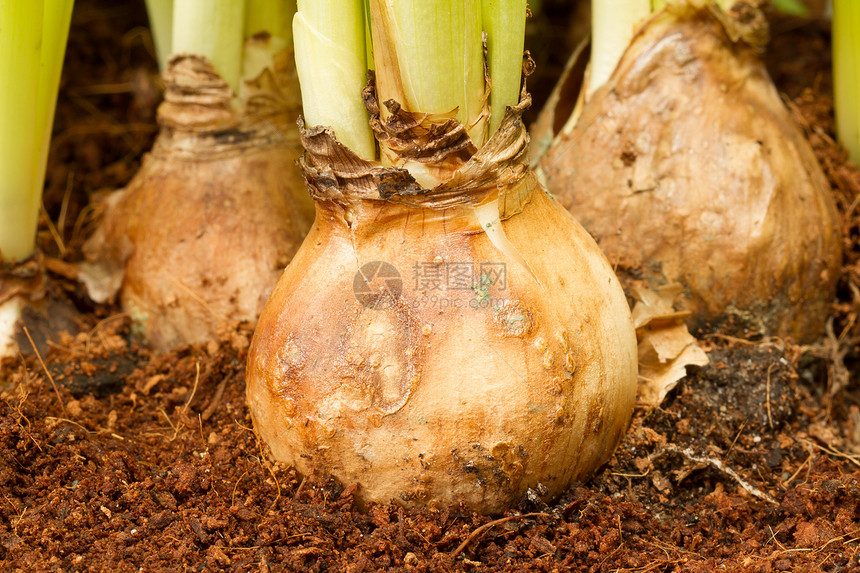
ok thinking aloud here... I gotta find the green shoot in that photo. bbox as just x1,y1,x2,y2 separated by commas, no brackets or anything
0,3,41,261
834,0,860,165
482,0,528,136
589,0,651,96
241,0,296,89
35,0,75,250
364,0,374,71
0,0,74,262
245,0,293,43
368,0,485,145
293,0,376,159
145,0,174,72
172,0,245,93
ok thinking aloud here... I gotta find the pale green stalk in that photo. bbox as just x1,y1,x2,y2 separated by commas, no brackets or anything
0,2,41,261
651,0,666,10
245,0,293,43
589,0,651,96
0,0,74,262
369,0,485,144
482,0,527,136
145,0,174,72
364,0,374,71
34,0,75,252
293,0,375,159
241,0,296,88
172,0,245,93
834,0,860,165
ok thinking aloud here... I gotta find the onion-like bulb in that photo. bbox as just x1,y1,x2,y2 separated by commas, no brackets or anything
537,5,841,343
81,54,313,351
245,93,638,513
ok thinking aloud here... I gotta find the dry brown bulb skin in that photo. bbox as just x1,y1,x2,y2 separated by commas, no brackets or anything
537,4,841,343
245,92,639,514
81,54,313,351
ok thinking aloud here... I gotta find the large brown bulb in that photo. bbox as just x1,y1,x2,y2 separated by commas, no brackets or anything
245,98,638,513
82,55,313,351
537,7,841,342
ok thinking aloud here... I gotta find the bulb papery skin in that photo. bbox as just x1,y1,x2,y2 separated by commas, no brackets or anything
82,54,313,351
245,96,638,514
538,7,841,343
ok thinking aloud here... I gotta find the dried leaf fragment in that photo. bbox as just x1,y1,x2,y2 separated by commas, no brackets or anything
633,285,709,406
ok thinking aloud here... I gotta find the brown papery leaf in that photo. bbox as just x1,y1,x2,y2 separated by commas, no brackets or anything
633,285,709,406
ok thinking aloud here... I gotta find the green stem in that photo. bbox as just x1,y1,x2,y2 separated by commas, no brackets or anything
482,0,527,136
364,0,374,71
145,0,174,72
34,0,75,252
172,0,245,93
0,0,74,262
834,0,860,165
245,0,292,43
589,0,651,96
369,0,485,145
241,0,296,90
0,2,41,261
293,0,375,159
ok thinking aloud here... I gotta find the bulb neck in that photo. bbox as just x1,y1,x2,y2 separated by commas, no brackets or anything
154,53,301,161
299,88,535,229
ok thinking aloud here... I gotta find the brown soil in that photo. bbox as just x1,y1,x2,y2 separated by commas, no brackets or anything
3,2,860,571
